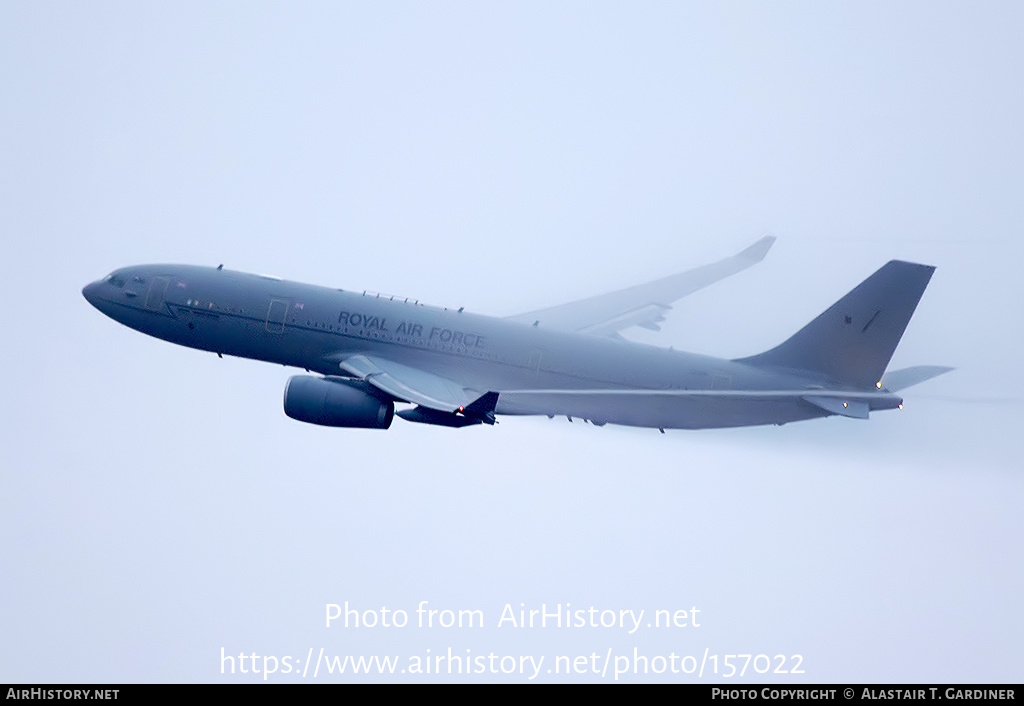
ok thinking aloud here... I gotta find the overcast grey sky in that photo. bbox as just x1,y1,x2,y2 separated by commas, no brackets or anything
2,1,1022,683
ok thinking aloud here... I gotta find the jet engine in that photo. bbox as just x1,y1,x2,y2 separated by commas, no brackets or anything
283,376,394,429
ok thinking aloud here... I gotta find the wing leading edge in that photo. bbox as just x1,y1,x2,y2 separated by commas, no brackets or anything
505,235,775,336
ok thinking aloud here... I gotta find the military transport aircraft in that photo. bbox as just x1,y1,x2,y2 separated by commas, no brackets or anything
82,237,950,431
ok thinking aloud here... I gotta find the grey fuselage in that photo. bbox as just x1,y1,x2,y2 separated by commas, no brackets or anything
82,264,898,429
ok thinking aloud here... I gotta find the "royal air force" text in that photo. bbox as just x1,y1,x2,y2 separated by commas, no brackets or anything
337,310,485,348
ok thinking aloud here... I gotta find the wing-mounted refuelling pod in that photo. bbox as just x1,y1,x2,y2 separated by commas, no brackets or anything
397,391,499,427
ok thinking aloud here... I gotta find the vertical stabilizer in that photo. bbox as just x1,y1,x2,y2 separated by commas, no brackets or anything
737,261,935,388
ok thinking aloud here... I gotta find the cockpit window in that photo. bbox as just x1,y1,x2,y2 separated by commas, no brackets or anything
106,274,126,288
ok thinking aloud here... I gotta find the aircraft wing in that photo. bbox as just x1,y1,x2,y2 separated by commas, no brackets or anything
505,235,775,336
338,354,483,413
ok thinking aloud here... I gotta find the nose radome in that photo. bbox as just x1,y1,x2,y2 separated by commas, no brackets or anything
82,281,102,307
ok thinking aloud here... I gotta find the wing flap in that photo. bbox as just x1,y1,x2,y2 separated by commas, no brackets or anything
578,303,672,335
338,354,481,413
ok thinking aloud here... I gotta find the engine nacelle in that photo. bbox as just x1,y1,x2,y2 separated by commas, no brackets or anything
283,376,394,429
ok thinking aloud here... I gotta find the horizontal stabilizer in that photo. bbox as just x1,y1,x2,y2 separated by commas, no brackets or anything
881,365,954,392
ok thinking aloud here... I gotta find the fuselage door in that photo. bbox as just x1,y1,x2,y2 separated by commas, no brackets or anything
528,349,545,379
146,276,170,311
266,299,289,333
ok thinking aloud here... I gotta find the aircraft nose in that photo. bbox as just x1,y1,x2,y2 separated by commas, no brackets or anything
82,280,102,308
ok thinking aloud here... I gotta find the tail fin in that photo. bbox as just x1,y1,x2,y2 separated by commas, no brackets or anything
737,260,935,388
